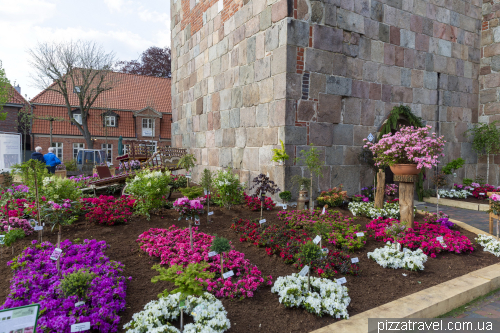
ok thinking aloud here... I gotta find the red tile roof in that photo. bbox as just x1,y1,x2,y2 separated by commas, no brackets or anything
7,86,29,105
31,71,171,113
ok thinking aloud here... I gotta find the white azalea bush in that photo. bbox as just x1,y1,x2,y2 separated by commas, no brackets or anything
41,176,81,202
437,189,471,199
476,234,500,257
271,274,350,318
126,169,172,218
348,201,413,219
367,242,428,271
211,167,244,209
123,292,230,333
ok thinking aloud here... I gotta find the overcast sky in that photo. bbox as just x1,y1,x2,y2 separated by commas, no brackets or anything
0,0,170,100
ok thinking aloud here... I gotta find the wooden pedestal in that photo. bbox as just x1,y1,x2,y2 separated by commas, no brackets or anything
394,174,418,229
374,170,385,208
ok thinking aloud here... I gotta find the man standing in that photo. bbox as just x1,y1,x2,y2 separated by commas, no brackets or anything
44,147,61,174
30,146,45,163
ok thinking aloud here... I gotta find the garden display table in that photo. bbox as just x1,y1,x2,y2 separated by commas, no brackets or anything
394,174,418,228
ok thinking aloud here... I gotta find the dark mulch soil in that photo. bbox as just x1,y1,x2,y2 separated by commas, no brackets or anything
1,202,499,333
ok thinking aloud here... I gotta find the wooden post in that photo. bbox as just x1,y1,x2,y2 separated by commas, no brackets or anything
394,175,418,229
374,170,385,208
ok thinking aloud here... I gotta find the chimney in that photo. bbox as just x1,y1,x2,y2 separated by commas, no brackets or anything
14,85,21,94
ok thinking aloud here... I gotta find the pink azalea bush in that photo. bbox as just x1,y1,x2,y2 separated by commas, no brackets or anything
137,226,271,299
173,197,205,220
80,195,135,226
385,184,398,196
366,217,474,257
364,125,445,169
0,217,34,235
1,239,129,333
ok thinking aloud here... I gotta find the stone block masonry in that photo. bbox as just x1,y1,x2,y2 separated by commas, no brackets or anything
171,0,487,197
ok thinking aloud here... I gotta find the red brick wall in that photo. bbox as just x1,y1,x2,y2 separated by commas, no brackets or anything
0,106,20,133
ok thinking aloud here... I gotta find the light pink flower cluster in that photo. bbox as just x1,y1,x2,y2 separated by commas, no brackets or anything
364,125,445,169
173,197,205,220
137,226,272,299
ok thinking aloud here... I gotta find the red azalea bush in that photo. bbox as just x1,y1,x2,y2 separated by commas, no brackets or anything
243,193,275,211
472,185,495,200
231,218,359,277
0,198,38,219
81,195,135,226
366,217,474,257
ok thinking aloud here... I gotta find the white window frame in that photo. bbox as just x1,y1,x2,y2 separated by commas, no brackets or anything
142,118,154,136
52,142,63,160
73,114,82,125
73,143,85,159
123,144,130,154
101,143,113,163
105,116,116,127
73,86,81,93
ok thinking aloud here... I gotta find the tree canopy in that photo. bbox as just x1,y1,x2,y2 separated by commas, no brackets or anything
116,46,171,78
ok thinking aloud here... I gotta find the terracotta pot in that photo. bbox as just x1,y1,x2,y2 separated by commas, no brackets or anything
390,164,420,176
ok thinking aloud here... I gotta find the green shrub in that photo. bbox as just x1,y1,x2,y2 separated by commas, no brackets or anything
126,169,172,219
42,176,81,202
279,191,292,203
59,269,96,299
11,160,49,191
1,229,25,247
179,186,204,200
462,178,473,186
442,158,465,175
212,168,244,209
65,159,78,172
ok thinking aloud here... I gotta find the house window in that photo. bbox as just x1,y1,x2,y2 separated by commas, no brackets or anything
73,114,82,125
51,142,63,160
73,143,85,159
123,144,130,155
105,116,116,127
146,141,157,154
73,86,81,93
142,118,154,136
102,144,113,163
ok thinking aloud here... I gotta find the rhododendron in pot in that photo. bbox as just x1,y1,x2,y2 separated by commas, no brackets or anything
173,196,205,250
364,125,446,174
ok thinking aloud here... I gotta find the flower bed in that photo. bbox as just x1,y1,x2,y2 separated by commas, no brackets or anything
271,274,350,318
137,227,270,299
367,242,428,271
231,218,359,277
366,217,474,257
0,239,128,333
124,292,230,333
243,193,275,211
316,186,348,207
348,201,405,219
476,234,500,257
437,189,472,199
472,185,496,200
0,217,34,235
80,195,135,226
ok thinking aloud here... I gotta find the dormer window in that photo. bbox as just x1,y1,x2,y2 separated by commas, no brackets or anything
74,86,81,93
105,116,116,127
73,114,82,124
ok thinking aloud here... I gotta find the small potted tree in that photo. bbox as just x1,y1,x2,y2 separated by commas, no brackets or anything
279,191,292,209
297,241,322,291
467,122,500,183
177,153,197,187
295,144,324,213
249,174,280,221
200,168,213,222
210,236,231,277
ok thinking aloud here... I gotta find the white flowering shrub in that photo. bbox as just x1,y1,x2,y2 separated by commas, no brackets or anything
212,167,244,209
437,189,471,199
348,201,414,219
271,274,350,318
123,292,231,333
367,242,427,271
41,176,80,202
476,234,500,257
126,169,172,218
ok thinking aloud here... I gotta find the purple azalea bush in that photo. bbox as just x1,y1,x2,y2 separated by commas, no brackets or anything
1,239,129,333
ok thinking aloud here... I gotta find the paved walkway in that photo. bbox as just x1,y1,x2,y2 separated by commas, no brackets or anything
413,202,500,319
415,201,491,234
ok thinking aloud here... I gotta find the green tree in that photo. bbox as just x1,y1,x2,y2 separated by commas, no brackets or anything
295,144,324,213
466,122,500,182
0,61,11,121
297,241,322,291
210,236,231,276
177,153,197,187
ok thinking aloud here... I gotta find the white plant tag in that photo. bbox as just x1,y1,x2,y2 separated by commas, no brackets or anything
351,257,359,263
259,219,266,224
440,241,447,248
437,193,440,199
208,211,214,216
0,235,4,245
71,322,91,332
299,265,309,276
191,304,206,318
75,301,85,307
397,243,401,251
204,189,208,195
208,251,218,257
367,133,374,142
34,226,43,231
356,232,365,237
336,277,347,285
402,273,407,277
480,192,485,196
194,218,200,225
283,204,287,209
313,235,321,244
321,248,329,255
223,270,234,279
436,236,444,242
50,248,62,261
321,207,326,215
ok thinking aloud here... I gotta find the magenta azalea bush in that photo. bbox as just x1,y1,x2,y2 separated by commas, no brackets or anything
366,217,474,257
0,217,34,235
364,125,445,169
172,197,205,220
137,226,271,299
1,239,128,333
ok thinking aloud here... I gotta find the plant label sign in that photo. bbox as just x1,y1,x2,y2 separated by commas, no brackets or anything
0,235,4,245
50,248,62,261
75,301,85,308
436,236,444,242
437,193,440,199
351,257,359,263
194,218,200,225
283,204,287,209
299,265,309,277
367,133,374,142
223,270,234,279
34,226,43,231
356,232,365,237
208,211,214,216
336,277,347,285
259,219,267,224
313,235,321,244
186,173,192,179
321,248,329,255
480,192,485,196
0,304,40,333
191,304,206,318
71,322,91,332
208,251,218,257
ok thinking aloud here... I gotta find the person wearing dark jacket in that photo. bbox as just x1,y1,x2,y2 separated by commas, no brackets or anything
30,147,45,164
44,147,62,174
